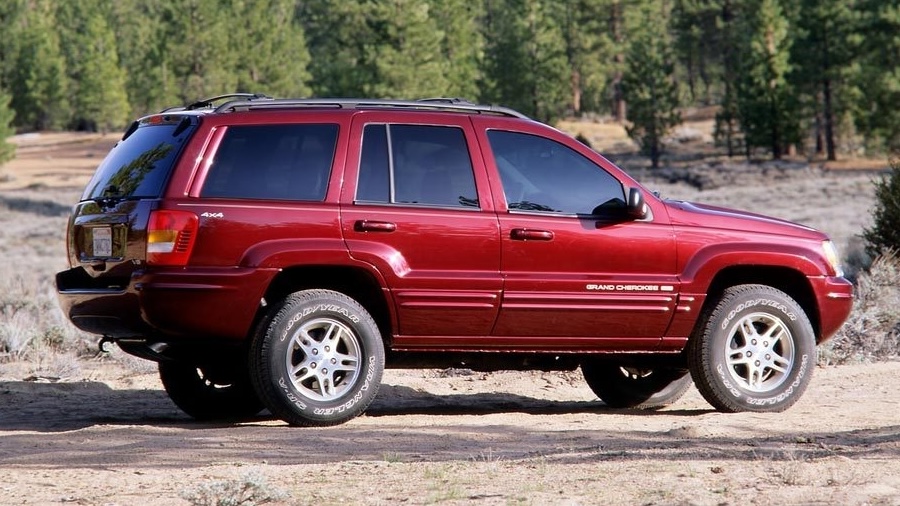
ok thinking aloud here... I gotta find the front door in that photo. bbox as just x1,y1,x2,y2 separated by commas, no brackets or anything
477,124,679,351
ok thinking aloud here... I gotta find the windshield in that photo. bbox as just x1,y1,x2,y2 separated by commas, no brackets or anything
82,116,196,201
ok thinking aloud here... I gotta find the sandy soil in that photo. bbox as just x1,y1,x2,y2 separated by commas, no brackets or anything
0,132,119,191
0,361,898,505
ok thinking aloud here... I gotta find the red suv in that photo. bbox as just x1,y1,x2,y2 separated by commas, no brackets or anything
57,94,853,426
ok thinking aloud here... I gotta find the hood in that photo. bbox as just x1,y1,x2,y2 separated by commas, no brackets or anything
662,199,826,240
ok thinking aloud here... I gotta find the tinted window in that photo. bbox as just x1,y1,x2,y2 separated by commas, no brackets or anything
487,130,624,215
357,125,390,202
202,124,338,201
356,124,478,208
83,116,195,200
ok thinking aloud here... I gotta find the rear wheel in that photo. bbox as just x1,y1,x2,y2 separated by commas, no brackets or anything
250,289,385,427
582,363,692,409
688,284,816,412
158,361,263,421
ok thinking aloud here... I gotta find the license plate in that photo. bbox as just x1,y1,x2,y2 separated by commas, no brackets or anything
92,227,112,257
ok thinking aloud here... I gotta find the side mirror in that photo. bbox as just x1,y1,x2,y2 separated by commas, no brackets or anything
626,187,648,220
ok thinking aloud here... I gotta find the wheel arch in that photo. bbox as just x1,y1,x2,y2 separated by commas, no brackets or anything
258,264,395,347
697,265,822,342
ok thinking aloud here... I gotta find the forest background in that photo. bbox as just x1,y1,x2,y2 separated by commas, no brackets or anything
0,0,898,169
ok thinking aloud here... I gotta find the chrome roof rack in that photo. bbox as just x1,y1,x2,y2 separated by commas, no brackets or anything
209,96,530,119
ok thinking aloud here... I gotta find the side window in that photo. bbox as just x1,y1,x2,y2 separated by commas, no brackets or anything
487,130,625,216
201,124,338,201
356,125,390,202
356,124,479,208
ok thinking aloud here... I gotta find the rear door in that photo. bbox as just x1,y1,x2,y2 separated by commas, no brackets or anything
340,112,502,346
474,118,679,351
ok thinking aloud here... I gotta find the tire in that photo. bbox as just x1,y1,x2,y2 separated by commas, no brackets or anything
582,363,692,409
688,284,816,413
158,361,264,421
249,289,385,427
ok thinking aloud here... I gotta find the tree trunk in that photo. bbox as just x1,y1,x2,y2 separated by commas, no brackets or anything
571,69,582,115
822,26,837,161
610,1,626,122
824,77,836,161
814,97,824,156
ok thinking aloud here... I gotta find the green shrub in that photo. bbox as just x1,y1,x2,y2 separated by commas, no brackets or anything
862,159,900,257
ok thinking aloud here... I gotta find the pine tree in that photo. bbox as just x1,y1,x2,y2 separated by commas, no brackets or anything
0,0,25,91
0,87,15,166
735,0,799,159
369,0,449,98
792,0,860,161
300,0,379,98
428,0,483,100
160,0,236,102
608,0,627,122
483,0,569,122
713,0,744,157
57,1,130,132
671,0,723,105
231,0,311,97
110,0,180,115
556,0,615,115
10,1,70,130
621,3,681,169
855,0,900,153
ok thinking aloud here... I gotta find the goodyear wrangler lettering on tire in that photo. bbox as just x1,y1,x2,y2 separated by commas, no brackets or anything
689,284,816,413
314,356,377,416
721,298,796,330
745,354,809,406
250,289,385,427
277,377,308,410
715,363,742,398
280,304,362,343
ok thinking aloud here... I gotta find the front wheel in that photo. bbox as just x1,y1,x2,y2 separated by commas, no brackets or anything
688,284,816,412
582,363,692,409
250,289,385,427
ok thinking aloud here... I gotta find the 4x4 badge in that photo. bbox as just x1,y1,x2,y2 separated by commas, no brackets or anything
200,212,224,219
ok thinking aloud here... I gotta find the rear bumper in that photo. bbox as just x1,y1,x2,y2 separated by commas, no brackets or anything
57,266,279,340
811,275,854,342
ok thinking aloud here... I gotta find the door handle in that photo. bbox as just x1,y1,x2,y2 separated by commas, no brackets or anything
354,220,397,232
510,228,554,241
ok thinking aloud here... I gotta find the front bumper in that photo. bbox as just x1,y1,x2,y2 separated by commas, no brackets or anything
811,275,854,342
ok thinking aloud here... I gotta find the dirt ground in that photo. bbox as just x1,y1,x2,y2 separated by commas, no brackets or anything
0,361,898,505
1,131,897,505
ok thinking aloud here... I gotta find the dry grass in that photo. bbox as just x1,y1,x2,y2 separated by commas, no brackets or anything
556,118,634,153
0,185,93,377
822,252,900,364
181,471,290,506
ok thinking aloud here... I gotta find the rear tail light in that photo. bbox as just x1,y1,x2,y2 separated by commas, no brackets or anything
147,210,198,266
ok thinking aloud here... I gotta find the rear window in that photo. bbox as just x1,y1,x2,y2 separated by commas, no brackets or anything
201,124,338,201
82,116,195,200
